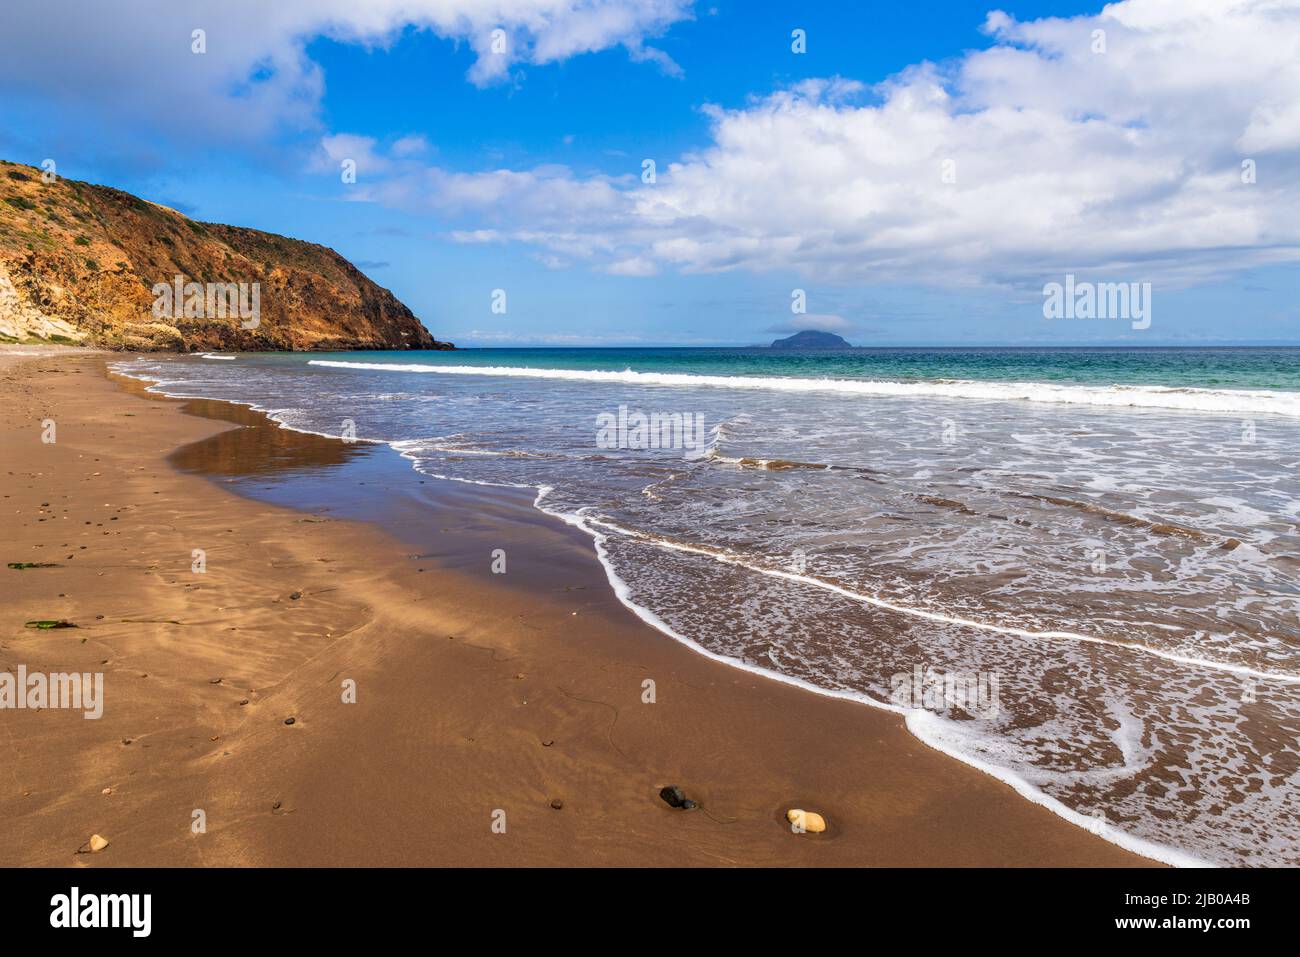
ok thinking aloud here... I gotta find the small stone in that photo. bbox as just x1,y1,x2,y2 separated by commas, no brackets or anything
101,788,112,795
209,677,222,684
238,699,249,706
289,591,302,600
786,808,827,833
550,798,564,810
659,785,690,809
283,717,296,726
88,834,109,853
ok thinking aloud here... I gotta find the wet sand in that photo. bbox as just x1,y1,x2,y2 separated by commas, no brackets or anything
0,348,1153,866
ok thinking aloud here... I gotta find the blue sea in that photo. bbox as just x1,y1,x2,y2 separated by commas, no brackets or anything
117,346,1300,866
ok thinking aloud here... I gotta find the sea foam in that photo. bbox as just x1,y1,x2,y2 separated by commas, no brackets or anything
307,361,1300,418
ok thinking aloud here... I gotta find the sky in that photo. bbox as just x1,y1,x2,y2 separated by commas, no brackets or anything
0,0,1297,347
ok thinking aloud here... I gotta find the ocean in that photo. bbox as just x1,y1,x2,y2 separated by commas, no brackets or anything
115,346,1300,866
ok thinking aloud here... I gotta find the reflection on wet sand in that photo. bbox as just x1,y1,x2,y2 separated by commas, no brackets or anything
168,397,373,477
114,373,374,478
113,370,601,597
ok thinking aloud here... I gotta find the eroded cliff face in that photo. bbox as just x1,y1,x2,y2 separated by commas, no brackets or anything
0,161,452,352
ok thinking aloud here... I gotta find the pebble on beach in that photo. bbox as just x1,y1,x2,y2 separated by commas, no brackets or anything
659,785,695,809
786,809,827,833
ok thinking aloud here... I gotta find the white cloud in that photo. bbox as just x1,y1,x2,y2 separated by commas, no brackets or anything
314,134,392,177
765,314,855,335
0,0,692,145
343,0,1300,290
605,256,660,276
626,0,1300,286
390,135,432,159
344,150,639,260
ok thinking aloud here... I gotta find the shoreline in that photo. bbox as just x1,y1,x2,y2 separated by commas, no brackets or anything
118,357,1209,867
1,349,1155,866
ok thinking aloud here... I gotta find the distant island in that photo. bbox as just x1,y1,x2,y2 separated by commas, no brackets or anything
770,329,853,349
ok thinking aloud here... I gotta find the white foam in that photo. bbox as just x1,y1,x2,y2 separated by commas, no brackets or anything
306,360,1300,418
536,499,1210,868
108,365,389,445
390,440,540,486
581,516,1300,686
905,710,1211,867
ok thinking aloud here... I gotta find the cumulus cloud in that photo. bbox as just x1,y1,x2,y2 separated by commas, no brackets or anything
630,0,1300,287
0,0,692,146
348,0,1300,289
334,141,640,260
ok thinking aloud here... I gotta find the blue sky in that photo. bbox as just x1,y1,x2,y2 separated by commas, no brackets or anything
1,0,1296,346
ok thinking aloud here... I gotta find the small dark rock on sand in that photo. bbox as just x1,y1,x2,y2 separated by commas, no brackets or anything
659,785,696,810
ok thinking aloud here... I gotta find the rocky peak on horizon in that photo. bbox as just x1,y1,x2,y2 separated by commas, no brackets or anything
770,329,854,349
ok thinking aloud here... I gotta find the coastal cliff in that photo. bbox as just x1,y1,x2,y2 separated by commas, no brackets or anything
0,160,452,352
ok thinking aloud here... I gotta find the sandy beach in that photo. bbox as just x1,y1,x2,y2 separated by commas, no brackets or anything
0,348,1152,867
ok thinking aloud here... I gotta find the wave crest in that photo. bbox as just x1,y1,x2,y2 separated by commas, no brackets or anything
306,361,1300,417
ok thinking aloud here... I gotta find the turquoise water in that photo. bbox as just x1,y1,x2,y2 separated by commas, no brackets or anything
348,346,1300,390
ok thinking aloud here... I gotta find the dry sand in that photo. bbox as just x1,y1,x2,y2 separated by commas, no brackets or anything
0,348,1153,866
